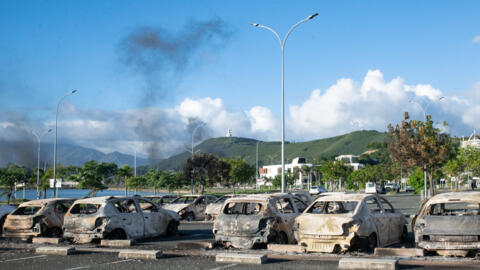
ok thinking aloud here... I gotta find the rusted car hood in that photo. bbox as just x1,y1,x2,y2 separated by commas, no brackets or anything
423,216,480,235
206,203,222,215
296,214,353,236
163,204,189,213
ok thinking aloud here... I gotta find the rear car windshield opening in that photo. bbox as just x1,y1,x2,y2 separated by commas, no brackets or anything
12,206,42,216
427,202,480,216
223,202,263,215
70,203,101,215
307,201,358,214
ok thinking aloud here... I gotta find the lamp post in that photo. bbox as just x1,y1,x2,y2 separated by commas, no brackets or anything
250,13,318,193
409,96,445,199
32,129,52,199
255,141,262,190
190,123,205,195
53,90,77,198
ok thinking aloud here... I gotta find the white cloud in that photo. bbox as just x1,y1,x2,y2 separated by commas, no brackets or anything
472,35,480,43
288,70,479,140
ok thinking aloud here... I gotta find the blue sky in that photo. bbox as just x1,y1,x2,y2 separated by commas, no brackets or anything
1,1,479,158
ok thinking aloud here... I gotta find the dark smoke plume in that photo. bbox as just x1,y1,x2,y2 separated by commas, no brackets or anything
0,110,38,167
186,118,211,144
118,18,232,105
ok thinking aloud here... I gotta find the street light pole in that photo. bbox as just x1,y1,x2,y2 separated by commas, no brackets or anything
190,123,205,195
53,90,77,198
32,129,52,199
250,13,318,193
256,141,262,190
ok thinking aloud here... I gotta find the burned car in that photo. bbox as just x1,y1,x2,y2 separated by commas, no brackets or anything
163,195,217,221
63,196,179,243
205,194,242,221
3,198,74,239
294,193,407,253
412,191,480,256
213,193,307,249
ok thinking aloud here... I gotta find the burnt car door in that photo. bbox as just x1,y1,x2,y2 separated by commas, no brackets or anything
136,198,167,237
112,199,144,239
366,196,388,246
378,197,404,244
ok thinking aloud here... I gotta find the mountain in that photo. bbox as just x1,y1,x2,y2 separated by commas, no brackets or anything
150,130,387,171
0,141,149,168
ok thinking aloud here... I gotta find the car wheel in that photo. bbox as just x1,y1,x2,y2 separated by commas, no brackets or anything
166,220,178,236
401,226,409,242
366,233,377,251
274,231,288,244
46,227,62,238
185,212,195,221
108,229,127,240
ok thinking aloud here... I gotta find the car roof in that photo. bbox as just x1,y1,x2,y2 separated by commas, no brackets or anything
314,193,373,202
225,193,291,202
426,191,480,205
20,198,72,206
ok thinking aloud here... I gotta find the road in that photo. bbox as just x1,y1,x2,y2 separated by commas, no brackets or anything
0,192,479,269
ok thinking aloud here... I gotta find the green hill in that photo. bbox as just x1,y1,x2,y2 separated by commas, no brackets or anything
150,130,386,171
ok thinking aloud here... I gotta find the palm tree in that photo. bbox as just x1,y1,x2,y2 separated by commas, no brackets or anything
117,165,133,196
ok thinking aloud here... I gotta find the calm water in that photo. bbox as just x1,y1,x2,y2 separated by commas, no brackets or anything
0,188,163,201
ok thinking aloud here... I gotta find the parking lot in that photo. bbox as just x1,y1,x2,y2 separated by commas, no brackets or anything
1,192,479,269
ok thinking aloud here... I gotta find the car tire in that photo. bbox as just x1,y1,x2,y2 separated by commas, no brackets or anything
401,226,409,242
166,220,178,236
46,227,62,238
108,229,127,240
366,233,377,252
185,212,195,221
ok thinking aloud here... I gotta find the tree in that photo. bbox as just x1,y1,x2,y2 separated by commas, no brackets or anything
227,157,255,193
184,153,219,194
117,165,133,195
72,161,106,197
388,112,453,196
272,171,296,188
0,164,27,204
408,167,426,194
319,160,352,191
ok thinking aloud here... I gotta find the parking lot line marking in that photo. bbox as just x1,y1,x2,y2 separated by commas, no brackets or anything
64,259,134,270
1,255,47,262
209,264,238,270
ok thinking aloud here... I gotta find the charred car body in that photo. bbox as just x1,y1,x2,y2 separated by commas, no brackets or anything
412,192,480,257
294,193,407,253
213,193,307,249
163,195,217,221
3,199,74,239
63,196,179,243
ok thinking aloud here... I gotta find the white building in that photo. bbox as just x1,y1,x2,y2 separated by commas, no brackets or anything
335,154,365,170
461,130,480,149
258,157,313,187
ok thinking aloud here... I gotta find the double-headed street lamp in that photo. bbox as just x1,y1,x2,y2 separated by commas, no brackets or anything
250,13,318,193
255,141,262,190
32,128,52,199
53,90,77,198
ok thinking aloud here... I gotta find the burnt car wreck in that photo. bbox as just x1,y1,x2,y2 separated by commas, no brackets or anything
63,196,179,243
3,198,74,239
294,193,407,253
163,195,217,221
412,191,480,257
213,193,307,249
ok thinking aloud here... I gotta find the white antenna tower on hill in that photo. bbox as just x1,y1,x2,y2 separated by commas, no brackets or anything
226,128,232,137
